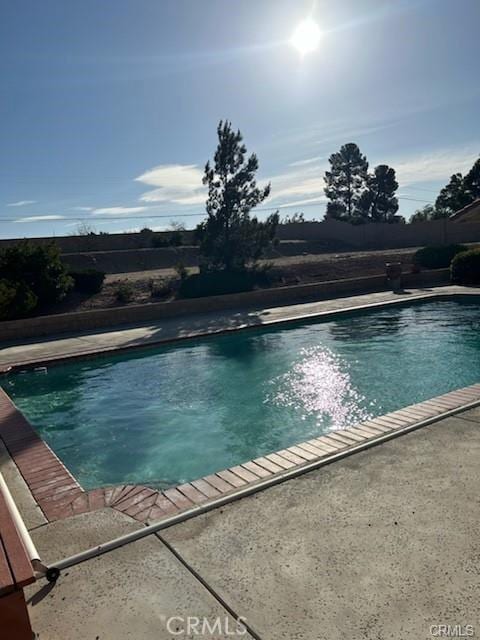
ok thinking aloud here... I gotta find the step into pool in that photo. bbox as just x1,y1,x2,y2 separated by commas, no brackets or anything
3,297,480,490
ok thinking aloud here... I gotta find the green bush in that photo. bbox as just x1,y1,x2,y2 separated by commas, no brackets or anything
114,282,134,303
179,269,269,299
0,279,38,320
0,241,73,319
0,241,73,303
70,269,105,294
413,244,467,270
451,248,480,285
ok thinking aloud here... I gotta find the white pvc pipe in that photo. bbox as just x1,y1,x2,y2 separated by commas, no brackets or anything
0,472,43,573
46,397,480,577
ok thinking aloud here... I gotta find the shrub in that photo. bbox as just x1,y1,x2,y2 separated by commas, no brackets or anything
114,282,134,303
0,241,73,318
174,262,188,280
0,280,38,320
149,278,174,299
451,248,480,285
413,244,467,270
70,269,105,294
179,269,269,299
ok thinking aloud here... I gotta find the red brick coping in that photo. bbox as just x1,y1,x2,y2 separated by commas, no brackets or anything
1,384,480,524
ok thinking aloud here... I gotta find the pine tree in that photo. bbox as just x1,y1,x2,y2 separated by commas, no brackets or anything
464,158,480,202
360,164,399,222
435,173,471,215
324,143,369,221
197,121,278,271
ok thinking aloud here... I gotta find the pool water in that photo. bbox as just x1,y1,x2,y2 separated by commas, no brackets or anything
3,298,480,490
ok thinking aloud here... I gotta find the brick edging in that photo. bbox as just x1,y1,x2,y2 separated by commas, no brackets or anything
1,384,479,524
0,388,82,521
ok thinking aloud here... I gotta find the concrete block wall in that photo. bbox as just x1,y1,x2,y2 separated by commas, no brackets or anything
277,219,480,249
61,241,328,274
2,219,480,257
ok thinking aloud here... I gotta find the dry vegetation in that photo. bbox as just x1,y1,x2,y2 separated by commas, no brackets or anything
41,248,416,316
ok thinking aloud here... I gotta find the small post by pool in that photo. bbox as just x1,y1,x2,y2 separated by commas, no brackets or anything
386,262,402,292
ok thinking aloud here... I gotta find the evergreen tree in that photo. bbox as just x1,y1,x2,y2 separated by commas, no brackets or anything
435,173,471,215
464,158,480,201
324,143,369,221
360,164,399,222
409,156,480,222
410,204,436,223
197,121,278,271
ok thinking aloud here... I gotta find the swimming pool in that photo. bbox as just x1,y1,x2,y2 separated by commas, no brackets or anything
3,298,480,490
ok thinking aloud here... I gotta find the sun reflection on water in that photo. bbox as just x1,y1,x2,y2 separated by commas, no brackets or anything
266,346,373,429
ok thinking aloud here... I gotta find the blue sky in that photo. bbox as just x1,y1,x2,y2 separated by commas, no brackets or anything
1,0,479,238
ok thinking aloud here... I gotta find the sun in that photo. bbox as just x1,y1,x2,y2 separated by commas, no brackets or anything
290,18,322,56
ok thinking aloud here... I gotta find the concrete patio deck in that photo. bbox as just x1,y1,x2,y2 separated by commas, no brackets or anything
20,406,480,639
1,284,477,371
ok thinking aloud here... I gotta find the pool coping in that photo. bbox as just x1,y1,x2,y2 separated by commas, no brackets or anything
1,286,479,373
1,383,480,524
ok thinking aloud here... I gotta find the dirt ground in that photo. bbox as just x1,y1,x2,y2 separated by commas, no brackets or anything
42,247,416,315
106,247,416,284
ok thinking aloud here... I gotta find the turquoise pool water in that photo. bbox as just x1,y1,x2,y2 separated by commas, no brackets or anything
3,298,480,490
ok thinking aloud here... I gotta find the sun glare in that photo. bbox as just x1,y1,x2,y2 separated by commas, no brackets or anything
290,18,322,56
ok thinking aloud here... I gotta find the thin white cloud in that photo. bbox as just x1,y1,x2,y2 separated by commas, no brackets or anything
315,122,398,147
91,206,149,216
272,176,325,200
276,196,327,209
289,156,324,167
135,164,205,204
391,146,479,187
14,215,65,223
265,162,327,205
267,115,400,154
267,91,479,154
135,160,324,210
7,200,37,207
168,193,206,205
72,206,93,211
